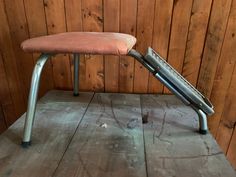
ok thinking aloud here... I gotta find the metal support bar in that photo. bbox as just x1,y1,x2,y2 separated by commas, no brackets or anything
128,49,208,134
154,73,190,105
73,53,79,96
128,49,155,73
192,107,208,134
22,54,50,148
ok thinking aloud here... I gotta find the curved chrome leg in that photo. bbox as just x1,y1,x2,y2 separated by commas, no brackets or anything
73,54,79,96
22,53,51,148
192,107,208,134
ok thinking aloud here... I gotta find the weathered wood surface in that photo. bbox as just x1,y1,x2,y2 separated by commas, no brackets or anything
0,91,235,177
0,90,93,177
1,0,236,167
54,93,146,177
141,95,236,177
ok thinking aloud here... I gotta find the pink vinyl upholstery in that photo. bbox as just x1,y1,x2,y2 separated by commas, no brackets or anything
21,32,136,55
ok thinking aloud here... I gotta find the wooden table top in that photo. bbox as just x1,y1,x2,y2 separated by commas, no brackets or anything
0,90,235,177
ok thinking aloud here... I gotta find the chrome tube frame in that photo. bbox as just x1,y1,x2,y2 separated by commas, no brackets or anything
22,53,51,147
22,48,208,148
73,54,80,96
128,49,208,134
191,107,208,134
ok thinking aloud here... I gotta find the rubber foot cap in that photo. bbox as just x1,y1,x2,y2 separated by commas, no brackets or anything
199,129,208,135
21,141,31,148
73,93,79,96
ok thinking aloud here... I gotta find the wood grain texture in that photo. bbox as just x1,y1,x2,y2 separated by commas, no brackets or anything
4,0,34,100
1,91,236,176
0,105,7,133
0,52,16,126
104,0,120,92
54,93,146,177
141,94,236,176
24,0,54,98
182,0,212,86
164,0,193,93
133,0,155,93
148,0,173,93
216,65,236,154
119,0,137,93
0,0,26,117
44,0,72,89
197,0,233,97
65,0,82,32
64,0,83,92
0,0,236,169
227,127,236,169
80,0,104,91
0,90,93,177
208,0,236,137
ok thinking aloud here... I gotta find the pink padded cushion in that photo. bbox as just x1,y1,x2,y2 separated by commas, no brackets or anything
21,32,136,55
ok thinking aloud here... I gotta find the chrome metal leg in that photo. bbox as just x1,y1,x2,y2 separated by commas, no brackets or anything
73,53,79,96
192,107,208,134
22,54,50,148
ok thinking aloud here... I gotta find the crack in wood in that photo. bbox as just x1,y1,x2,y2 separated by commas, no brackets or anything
159,152,223,160
153,112,169,144
96,94,106,124
150,99,173,145
110,97,138,151
110,99,126,133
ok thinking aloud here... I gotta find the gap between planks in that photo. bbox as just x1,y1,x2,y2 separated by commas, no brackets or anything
50,92,95,177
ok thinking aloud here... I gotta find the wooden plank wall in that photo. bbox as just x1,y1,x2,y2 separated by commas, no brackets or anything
0,0,235,168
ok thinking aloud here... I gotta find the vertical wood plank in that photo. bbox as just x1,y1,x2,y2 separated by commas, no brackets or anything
216,65,236,154
64,0,83,92
44,0,72,89
104,0,120,92
215,122,234,153
133,0,155,93
119,0,137,93
148,0,173,93
0,0,26,117
208,0,236,136
81,0,104,91
24,0,54,98
182,0,212,86
164,0,193,93
227,127,236,168
197,0,233,97
4,0,34,101
0,52,16,126
0,105,7,134
65,0,82,32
